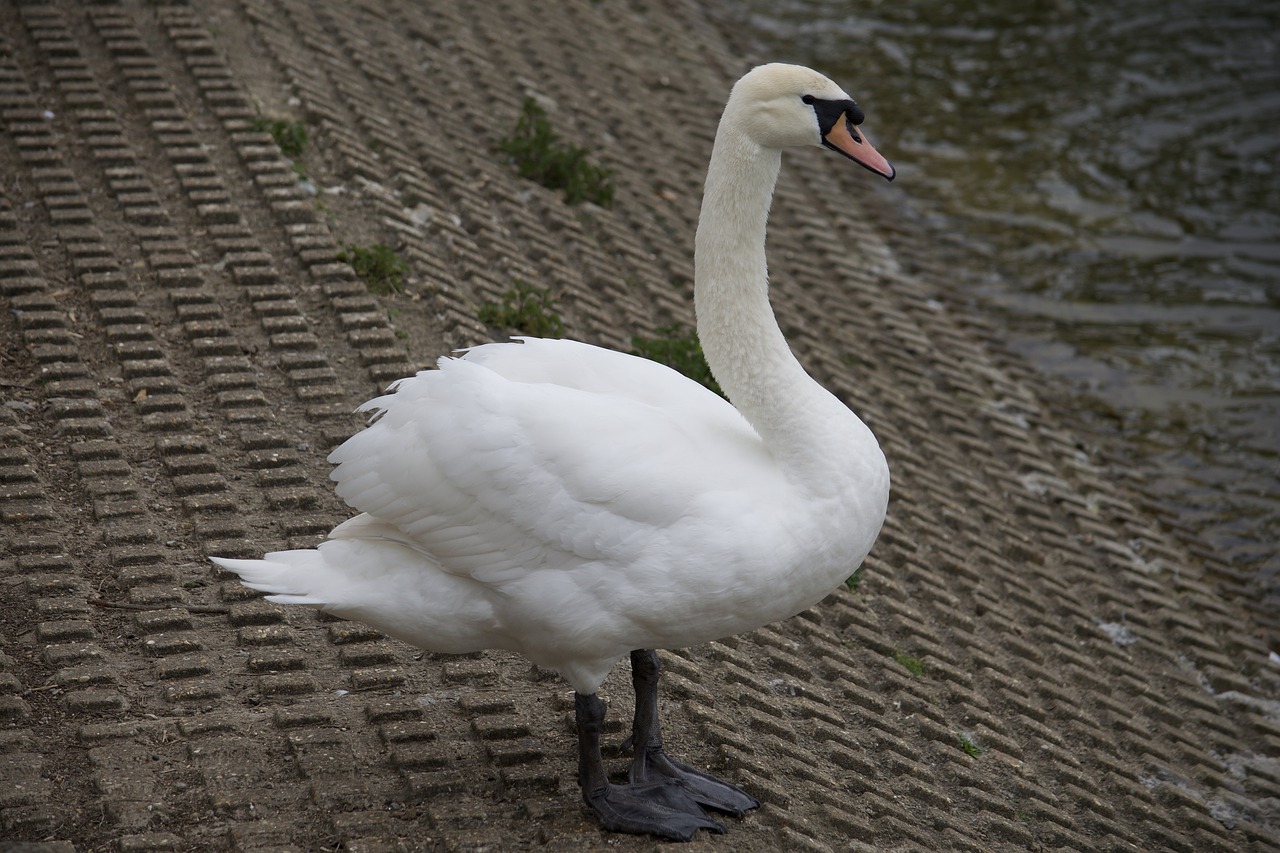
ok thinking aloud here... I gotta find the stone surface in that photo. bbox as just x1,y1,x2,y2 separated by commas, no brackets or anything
0,0,1276,850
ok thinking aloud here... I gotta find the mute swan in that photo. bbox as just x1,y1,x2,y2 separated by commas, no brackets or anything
213,62,894,840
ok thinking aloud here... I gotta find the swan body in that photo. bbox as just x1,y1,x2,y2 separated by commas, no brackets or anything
214,63,893,839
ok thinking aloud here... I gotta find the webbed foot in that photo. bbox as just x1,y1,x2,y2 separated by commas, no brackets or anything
626,649,761,816
576,691,725,840
630,745,760,816
585,778,724,841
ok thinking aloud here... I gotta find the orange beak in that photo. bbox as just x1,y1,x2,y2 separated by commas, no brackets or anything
823,113,895,181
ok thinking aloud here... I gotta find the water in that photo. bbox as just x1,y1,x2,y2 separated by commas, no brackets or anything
729,0,1280,623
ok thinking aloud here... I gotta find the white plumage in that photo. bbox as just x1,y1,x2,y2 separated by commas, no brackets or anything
213,62,894,839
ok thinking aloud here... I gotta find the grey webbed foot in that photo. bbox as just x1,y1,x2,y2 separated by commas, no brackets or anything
575,691,725,840
584,777,725,840
629,743,760,816
626,649,761,816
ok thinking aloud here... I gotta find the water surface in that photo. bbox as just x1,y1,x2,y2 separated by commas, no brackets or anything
730,0,1280,624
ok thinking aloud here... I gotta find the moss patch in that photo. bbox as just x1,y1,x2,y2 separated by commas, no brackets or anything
499,98,615,207
339,243,408,295
477,281,566,338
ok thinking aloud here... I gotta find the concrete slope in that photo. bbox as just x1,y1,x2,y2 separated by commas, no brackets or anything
0,1,1276,850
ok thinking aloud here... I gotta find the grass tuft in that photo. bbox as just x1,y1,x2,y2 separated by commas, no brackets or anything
477,281,565,338
630,323,722,398
957,732,986,757
252,115,308,159
892,649,926,677
844,564,865,593
499,98,615,207
339,243,408,295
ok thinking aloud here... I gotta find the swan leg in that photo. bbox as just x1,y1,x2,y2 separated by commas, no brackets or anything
626,648,761,816
574,691,724,840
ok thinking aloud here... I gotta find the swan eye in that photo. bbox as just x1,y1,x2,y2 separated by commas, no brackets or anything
801,94,816,105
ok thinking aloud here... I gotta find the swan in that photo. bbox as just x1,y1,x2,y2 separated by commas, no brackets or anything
213,62,894,840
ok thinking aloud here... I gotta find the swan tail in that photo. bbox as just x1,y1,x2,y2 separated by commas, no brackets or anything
210,553,331,607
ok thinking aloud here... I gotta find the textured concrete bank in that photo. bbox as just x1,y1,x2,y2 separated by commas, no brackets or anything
1,1,1278,850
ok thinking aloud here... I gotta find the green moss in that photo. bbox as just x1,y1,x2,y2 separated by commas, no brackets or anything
477,281,565,338
892,649,926,677
338,243,408,295
499,98,615,207
957,732,986,757
251,115,308,159
630,323,722,398
844,564,865,593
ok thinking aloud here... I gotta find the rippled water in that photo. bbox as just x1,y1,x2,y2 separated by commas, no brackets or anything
730,1,1280,611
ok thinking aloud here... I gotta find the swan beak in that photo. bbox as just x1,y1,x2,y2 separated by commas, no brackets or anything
823,114,895,182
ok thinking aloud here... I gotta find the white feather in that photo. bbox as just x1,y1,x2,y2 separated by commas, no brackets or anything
212,64,890,695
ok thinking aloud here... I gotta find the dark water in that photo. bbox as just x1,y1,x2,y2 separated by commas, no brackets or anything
731,1,1280,613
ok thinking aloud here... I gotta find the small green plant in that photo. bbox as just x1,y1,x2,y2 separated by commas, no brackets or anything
844,565,865,593
477,281,565,338
252,115,308,159
339,243,408,295
892,649,926,677
957,732,986,757
499,98,615,207
630,323,722,398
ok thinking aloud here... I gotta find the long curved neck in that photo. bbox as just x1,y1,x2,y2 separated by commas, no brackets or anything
694,124,853,475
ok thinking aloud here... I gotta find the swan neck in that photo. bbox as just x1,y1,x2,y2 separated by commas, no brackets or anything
694,130,827,458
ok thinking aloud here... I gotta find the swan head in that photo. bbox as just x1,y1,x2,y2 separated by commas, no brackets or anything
728,63,895,181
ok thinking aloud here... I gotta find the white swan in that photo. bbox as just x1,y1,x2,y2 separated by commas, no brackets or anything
213,63,894,840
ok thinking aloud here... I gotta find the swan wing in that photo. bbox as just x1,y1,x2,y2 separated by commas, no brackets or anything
327,339,774,586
